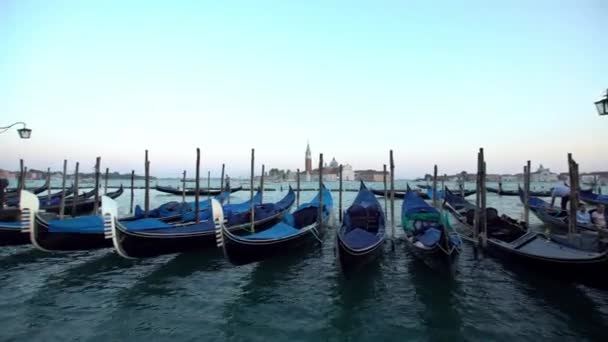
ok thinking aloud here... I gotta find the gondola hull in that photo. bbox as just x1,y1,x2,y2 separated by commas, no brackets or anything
483,235,608,287
111,213,286,258
488,186,552,197
404,236,459,274
220,223,326,266
0,227,30,246
31,214,111,251
336,235,384,273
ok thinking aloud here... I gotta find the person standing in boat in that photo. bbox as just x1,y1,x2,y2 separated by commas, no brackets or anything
592,205,606,229
550,183,571,210
225,175,231,192
576,203,591,224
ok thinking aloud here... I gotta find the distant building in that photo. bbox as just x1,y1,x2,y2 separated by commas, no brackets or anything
308,157,355,182
355,169,389,182
530,164,558,182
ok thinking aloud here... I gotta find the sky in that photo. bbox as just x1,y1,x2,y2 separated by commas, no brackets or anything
0,0,606,178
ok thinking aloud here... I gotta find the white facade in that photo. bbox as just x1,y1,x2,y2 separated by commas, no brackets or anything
530,164,558,182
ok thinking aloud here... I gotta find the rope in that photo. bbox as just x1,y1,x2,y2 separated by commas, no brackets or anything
310,223,323,244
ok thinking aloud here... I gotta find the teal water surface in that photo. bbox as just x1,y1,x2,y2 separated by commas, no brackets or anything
1,180,607,341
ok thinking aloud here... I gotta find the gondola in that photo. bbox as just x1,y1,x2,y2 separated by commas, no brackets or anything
217,184,333,266
417,184,431,190
370,188,430,200
336,182,385,273
0,191,39,246
4,182,49,195
444,187,608,286
25,187,267,252
105,187,295,258
402,187,461,274
3,187,76,207
580,189,608,206
517,187,596,233
128,190,235,222
370,188,474,200
487,186,552,197
41,185,124,216
155,184,242,196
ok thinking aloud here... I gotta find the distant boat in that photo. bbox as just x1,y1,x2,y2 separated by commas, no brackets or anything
217,184,333,266
580,189,608,206
4,182,49,196
402,186,461,274
336,182,385,273
445,187,608,286
105,188,295,258
487,186,552,197
155,185,242,196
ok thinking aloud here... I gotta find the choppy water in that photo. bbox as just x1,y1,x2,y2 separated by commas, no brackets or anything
1,180,607,341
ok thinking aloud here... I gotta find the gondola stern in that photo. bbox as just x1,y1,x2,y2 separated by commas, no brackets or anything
19,190,39,234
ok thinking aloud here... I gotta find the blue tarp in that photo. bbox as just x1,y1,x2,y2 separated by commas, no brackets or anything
48,216,104,234
416,227,441,247
402,190,439,216
241,222,300,240
342,228,381,249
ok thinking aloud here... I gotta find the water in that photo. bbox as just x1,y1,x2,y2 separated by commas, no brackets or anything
1,180,607,341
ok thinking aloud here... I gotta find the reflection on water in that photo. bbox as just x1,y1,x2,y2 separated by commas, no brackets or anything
1,180,608,341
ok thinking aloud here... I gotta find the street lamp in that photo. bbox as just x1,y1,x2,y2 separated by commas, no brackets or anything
595,89,608,116
0,122,32,139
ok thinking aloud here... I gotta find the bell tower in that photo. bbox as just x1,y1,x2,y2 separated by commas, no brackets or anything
305,141,312,173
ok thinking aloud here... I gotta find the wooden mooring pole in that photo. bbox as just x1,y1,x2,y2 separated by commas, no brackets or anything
318,153,324,228
296,168,300,207
338,164,343,223
250,148,255,232
220,164,225,192
432,165,438,207
383,164,388,220
46,167,52,206
59,160,67,219
390,150,395,250
144,150,150,217
129,170,135,214
72,162,80,216
195,148,201,224
93,157,101,213
104,167,109,195
260,164,265,203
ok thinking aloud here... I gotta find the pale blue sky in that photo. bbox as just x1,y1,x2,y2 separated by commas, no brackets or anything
1,0,606,178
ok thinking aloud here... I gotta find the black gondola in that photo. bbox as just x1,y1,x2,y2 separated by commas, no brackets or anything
580,189,608,206
370,188,430,200
104,188,295,258
444,188,608,286
370,188,474,200
217,184,333,266
488,186,552,197
336,182,386,273
4,182,49,195
402,187,461,274
41,185,124,216
517,187,596,233
155,184,242,196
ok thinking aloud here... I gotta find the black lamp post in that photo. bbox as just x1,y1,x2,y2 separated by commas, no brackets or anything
595,89,608,116
0,122,32,138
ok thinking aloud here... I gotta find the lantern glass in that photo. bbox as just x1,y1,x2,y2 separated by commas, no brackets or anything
17,128,31,139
